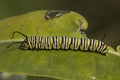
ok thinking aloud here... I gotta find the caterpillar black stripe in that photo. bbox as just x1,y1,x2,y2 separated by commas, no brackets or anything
7,31,108,55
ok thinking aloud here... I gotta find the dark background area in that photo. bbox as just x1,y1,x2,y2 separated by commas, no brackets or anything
0,0,120,48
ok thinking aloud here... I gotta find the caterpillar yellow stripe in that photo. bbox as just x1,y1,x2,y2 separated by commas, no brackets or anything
7,31,108,55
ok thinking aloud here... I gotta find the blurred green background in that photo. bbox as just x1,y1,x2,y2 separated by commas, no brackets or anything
0,0,120,48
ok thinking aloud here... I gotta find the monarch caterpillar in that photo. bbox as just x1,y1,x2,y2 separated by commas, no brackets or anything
7,31,108,55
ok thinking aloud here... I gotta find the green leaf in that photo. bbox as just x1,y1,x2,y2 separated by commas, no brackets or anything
0,10,120,80
117,45,120,52
27,76,59,80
